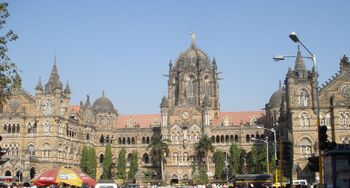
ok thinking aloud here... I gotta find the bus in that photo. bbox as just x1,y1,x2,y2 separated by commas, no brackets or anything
233,174,272,187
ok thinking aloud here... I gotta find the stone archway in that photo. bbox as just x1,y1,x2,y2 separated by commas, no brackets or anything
170,174,179,185
5,170,11,176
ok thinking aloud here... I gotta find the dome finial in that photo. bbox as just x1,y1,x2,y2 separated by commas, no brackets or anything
279,80,282,89
191,32,196,47
102,90,105,97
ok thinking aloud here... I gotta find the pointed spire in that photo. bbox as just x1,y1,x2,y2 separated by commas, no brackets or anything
294,45,307,72
191,32,196,48
160,96,168,108
102,91,105,97
64,81,71,94
36,77,43,90
45,61,63,91
13,72,22,89
83,94,91,108
279,80,282,89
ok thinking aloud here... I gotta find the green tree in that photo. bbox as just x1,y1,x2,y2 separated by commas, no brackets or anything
0,2,20,108
79,145,88,173
195,134,214,169
86,147,97,179
213,150,225,180
247,144,267,174
128,150,138,182
238,149,247,174
116,147,126,179
147,132,169,181
101,144,113,179
193,164,209,185
228,143,241,176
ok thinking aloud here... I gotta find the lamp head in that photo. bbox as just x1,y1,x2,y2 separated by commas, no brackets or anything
273,55,285,61
289,32,299,43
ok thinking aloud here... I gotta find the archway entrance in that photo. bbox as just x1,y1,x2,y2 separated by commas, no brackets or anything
5,170,11,176
170,174,179,185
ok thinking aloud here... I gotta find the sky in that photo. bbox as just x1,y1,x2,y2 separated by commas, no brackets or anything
4,1,350,115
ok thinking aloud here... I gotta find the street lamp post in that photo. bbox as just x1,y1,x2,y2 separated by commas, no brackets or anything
274,32,322,185
257,126,278,187
252,136,269,174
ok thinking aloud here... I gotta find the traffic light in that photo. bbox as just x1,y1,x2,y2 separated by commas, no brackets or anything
308,155,319,172
0,136,9,165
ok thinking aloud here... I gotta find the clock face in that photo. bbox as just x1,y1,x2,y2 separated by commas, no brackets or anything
340,84,350,98
43,99,53,115
181,111,191,120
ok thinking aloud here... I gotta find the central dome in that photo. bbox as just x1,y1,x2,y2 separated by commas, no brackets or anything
176,33,210,67
92,92,117,114
177,45,209,66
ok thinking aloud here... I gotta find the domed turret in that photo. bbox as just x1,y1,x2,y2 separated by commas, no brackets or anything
269,87,284,108
175,32,210,68
92,91,117,114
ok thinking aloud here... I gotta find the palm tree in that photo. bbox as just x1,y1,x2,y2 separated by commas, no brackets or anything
195,134,215,170
147,133,169,182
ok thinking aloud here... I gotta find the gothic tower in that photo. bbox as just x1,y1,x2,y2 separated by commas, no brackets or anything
284,46,319,181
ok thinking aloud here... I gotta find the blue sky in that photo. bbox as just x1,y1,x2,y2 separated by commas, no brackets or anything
5,1,350,115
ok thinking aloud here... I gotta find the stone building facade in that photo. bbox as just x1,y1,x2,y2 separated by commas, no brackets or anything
265,47,350,183
0,36,266,184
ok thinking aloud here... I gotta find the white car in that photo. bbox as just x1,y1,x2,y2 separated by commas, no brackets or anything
95,182,118,188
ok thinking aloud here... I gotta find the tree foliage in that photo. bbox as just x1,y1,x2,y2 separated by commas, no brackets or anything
195,134,214,166
101,144,113,179
116,147,126,179
193,164,209,185
247,144,267,174
213,150,225,180
79,146,97,179
147,133,169,166
228,144,247,175
0,2,20,108
128,150,138,182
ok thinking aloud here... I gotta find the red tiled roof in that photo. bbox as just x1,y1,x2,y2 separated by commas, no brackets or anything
116,114,161,129
67,105,80,113
211,111,266,126
67,106,265,128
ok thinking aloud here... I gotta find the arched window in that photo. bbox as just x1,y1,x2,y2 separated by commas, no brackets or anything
183,152,189,161
203,75,212,96
246,135,250,142
99,154,104,163
211,136,215,143
184,74,196,104
42,143,51,159
28,144,35,156
100,135,105,143
225,135,229,143
300,138,312,158
143,153,150,164
299,112,310,127
43,122,51,134
235,135,239,142
106,135,110,143
172,152,179,162
58,143,63,159
183,174,189,181
297,89,309,107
